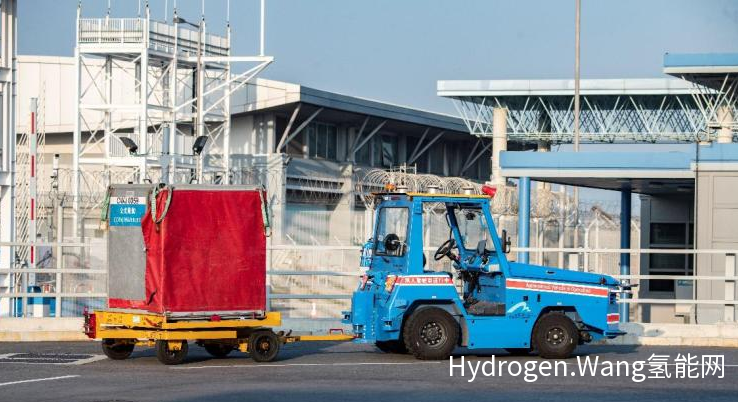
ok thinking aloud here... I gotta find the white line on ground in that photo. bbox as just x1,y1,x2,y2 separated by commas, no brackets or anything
0,354,107,365
171,361,443,370
0,375,80,387
69,355,108,365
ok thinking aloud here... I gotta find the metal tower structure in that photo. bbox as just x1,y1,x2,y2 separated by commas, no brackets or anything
438,78,720,144
73,1,273,233
0,0,16,277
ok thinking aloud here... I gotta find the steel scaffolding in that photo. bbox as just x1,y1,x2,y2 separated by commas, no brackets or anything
72,2,273,234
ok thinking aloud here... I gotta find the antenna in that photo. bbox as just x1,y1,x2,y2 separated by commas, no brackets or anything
260,0,265,56
164,0,168,21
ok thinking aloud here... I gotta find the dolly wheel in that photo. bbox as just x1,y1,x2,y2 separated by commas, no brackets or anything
249,330,280,363
533,312,579,359
403,307,459,360
204,343,233,358
155,340,189,365
101,339,134,360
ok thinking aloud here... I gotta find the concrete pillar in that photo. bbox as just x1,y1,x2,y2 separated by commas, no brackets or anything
620,188,632,322
717,105,734,144
518,177,531,264
491,107,508,185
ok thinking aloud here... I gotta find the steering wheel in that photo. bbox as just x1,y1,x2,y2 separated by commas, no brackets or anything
383,233,401,252
434,238,458,261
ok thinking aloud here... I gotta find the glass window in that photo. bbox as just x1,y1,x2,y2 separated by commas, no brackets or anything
307,122,338,160
381,135,396,168
454,208,493,251
356,134,371,165
317,124,327,158
327,126,337,160
650,223,687,245
648,253,689,292
375,207,409,257
373,137,382,167
307,126,317,157
430,144,444,175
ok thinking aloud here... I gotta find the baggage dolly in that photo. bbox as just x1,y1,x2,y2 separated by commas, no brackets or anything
84,310,353,365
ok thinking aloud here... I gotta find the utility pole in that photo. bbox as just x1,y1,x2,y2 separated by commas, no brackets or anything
572,0,582,267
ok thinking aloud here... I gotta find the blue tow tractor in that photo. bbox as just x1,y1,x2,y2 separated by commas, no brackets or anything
344,189,629,360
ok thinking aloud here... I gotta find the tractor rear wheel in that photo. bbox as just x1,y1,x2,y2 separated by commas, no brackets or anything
101,339,134,360
533,312,579,359
403,307,458,360
155,340,189,365
375,340,408,354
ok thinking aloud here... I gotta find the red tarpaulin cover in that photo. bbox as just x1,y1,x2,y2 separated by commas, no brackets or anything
109,187,267,314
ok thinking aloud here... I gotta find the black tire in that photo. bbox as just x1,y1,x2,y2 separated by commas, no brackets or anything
403,307,459,360
101,339,134,360
375,340,408,354
533,312,579,359
155,340,189,365
505,348,531,356
249,330,280,363
203,343,233,358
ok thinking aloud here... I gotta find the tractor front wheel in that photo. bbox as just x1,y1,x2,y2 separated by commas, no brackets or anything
403,307,459,360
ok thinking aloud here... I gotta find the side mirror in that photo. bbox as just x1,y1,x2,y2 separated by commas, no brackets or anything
501,229,512,254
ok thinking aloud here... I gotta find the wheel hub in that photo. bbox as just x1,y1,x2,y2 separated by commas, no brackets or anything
546,327,565,346
420,322,445,346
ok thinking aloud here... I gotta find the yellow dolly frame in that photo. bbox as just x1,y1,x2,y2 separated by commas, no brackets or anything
84,310,353,365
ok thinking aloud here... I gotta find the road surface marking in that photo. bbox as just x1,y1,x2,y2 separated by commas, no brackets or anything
172,361,442,370
0,354,106,365
0,375,80,387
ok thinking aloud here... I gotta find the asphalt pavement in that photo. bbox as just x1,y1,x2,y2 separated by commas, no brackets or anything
0,341,736,402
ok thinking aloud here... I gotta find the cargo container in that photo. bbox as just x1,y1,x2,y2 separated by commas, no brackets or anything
107,184,268,317
85,184,354,365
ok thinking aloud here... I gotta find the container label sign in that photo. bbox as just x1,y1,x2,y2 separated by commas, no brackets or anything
109,196,147,227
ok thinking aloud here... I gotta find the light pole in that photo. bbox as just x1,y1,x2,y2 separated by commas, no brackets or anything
174,16,205,183
573,0,582,268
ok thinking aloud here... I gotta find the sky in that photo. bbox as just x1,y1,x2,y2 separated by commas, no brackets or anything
16,0,738,210
18,0,738,114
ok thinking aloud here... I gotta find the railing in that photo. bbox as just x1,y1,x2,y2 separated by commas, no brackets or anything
3,241,736,323
78,18,229,56
78,18,144,44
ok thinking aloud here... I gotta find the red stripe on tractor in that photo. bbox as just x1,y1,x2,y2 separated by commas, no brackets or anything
506,279,608,297
607,313,620,323
395,276,453,285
